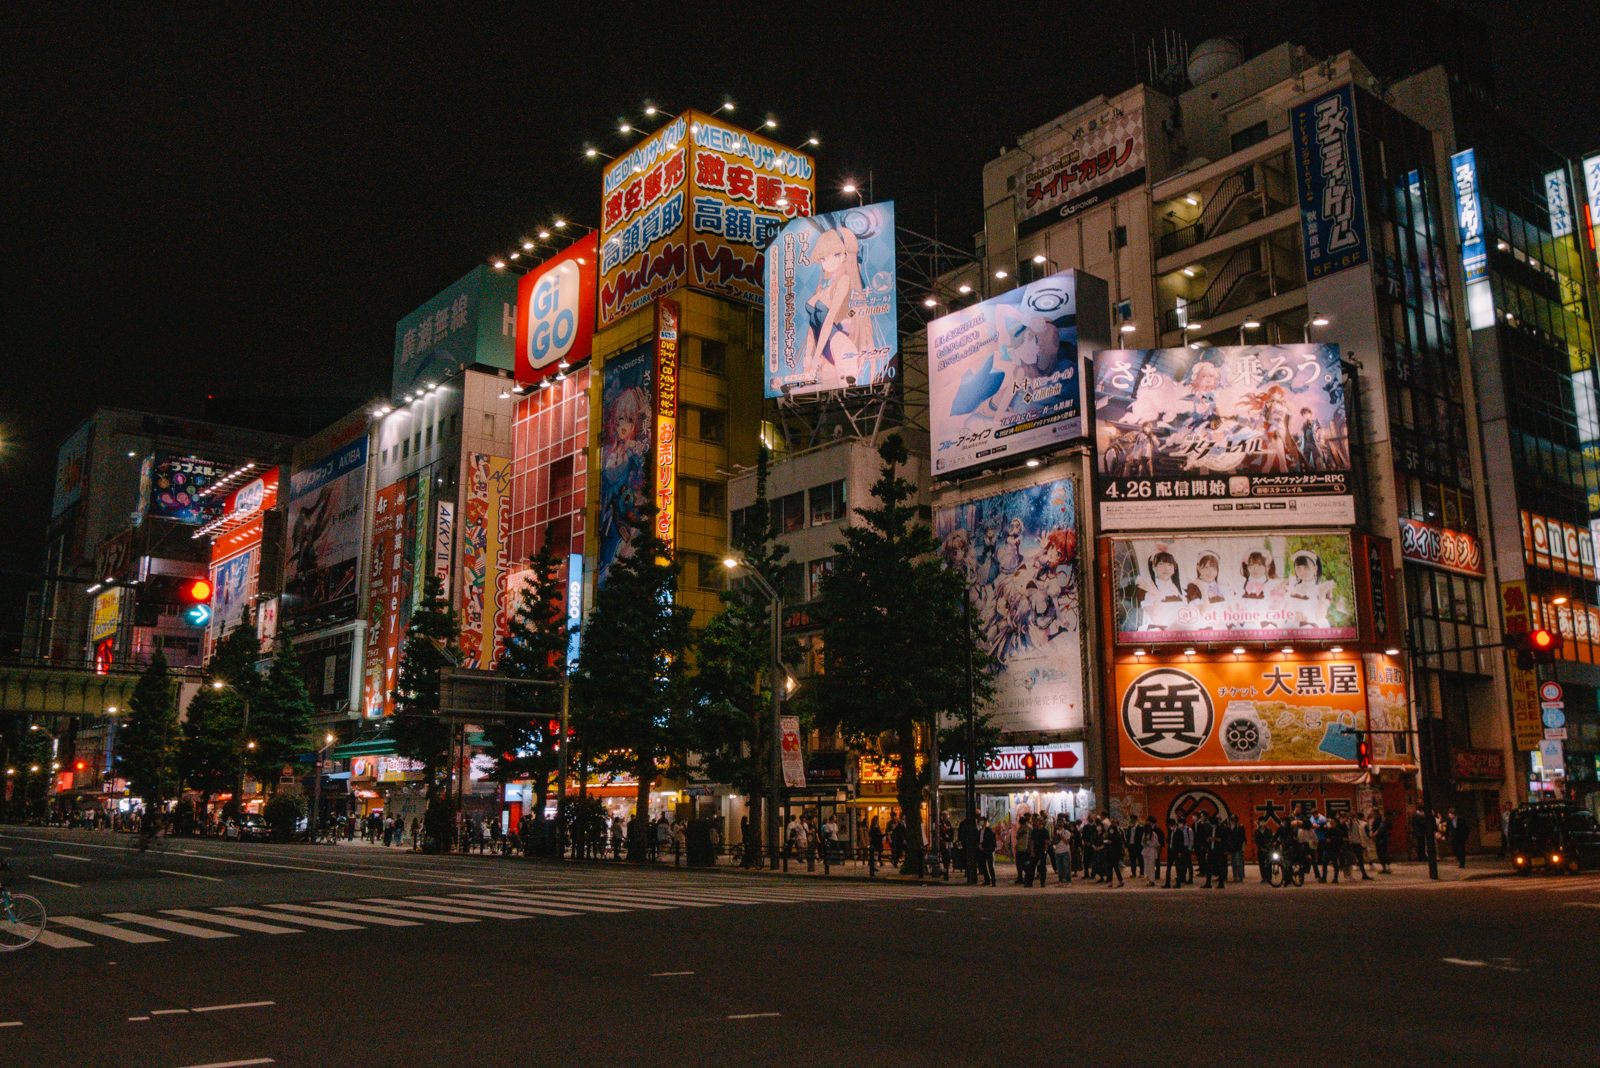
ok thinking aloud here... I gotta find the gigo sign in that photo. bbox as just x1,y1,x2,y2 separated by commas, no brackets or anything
515,233,597,386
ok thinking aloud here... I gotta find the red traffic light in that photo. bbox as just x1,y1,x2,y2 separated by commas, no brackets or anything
1356,735,1370,770
1021,750,1038,781
183,578,214,602
73,760,87,772
1529,628,1557,652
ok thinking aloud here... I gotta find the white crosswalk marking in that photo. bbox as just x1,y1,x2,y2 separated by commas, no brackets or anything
453,892,631,915
264,903,419,927
496,889,676,910
307,900,473,924
51,916,166,943
30,928,94,949
362,897,532,920
395,895,578,918
163,910,301,935
104,913,236,939
220,906,362,930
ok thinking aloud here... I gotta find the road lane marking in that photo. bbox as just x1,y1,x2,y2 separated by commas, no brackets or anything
264,903,419,927
220,906,361,930
160,869,224,882
311,900,475,923
28,874,80,888
163,910,301,935
51,853,92,862
727,1013,782,1020
450,892,631,915
151,1008,189,1016
398,895,577,918
104,913,236,939
493,890,675,911
177,1059,275,1068
127,1016,150,1022
30,928,93,949
51,916,165,943
1,1021,21,1028
194,1001,275,1013
652,971,694,976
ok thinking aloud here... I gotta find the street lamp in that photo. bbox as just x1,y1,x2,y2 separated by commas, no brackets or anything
213,679,252,815
1239,318,1262,345
1303,313,1330,343
723,553,784,871
312,731,337,838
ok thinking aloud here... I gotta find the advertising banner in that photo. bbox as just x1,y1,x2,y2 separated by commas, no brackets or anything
940,742,1086,782
685,110,815,309
284,435,367,624
434,500,454,595
52,422,91,517
1290,83,1369,281
1399,518,1485,577
208,546,258,646
1545,168,1574,239
780,716,805,789
361,478,420,717
1522,510,1596,580
597,342,654,585
599,116,690,326
1509,660,1543,751
1116,657,1383,771
1018,104,1146,239
460,453,512,669
935,477,1084,734
90,588,121,644
392,265,518,398
515,232,597,386
1450,148,1489,285
146,454,227,524
566,552,584,670
1361,652,1411,764
654,299,680,553
763,202,897,398
1094,344,1353,530
1584,155,1600,275
1110,533,1357,644
929,270,1108,477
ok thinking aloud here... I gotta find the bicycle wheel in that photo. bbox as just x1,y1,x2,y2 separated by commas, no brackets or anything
0,893,47,950
1268,859,1286,888
1290,862,1306,887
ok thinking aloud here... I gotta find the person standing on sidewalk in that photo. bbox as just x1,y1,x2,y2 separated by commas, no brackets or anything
959,812,980,885
1141,816,1162,887
1053,816,1074,885
1448,808,1470,868
1103,816,1126,888
1370,809,1391,873
1029,815,1050,889
868,817,883,877
1169,817,1194,888
1227,815,1246,883
1015,816,1035,885
978,817,997,886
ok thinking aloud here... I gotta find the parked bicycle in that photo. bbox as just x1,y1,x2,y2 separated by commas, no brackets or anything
0,860,47,951
1267,845,1307,888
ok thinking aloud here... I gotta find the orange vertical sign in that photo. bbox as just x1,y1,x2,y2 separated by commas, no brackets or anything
654,298,680,554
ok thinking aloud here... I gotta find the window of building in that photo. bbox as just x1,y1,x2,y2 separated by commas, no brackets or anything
809,481,846,525
402,438,410,459
773,491,805,534
481,413,495,438
808,557,835,599
780,562,804,603
695,407,726,444
695,553,724,591
699,339,727,375
695,480,725,517
450,412,460,436
1230,120,1269,153
1113,225,1128,249
424,424,432,448
413,431,422,455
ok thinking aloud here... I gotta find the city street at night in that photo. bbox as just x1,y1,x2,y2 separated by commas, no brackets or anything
3,828,1597,1067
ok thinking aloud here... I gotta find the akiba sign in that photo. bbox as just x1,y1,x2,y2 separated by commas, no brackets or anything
515,233,596,386
940,743,1085,782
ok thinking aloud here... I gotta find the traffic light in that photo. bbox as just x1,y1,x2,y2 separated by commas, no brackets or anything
1022,748,1038,782
1509,628,1562,669
180,577,213,627
73,759,87,773
1355,732,1370,770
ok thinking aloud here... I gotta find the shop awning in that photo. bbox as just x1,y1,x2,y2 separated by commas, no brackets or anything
331,738,399,759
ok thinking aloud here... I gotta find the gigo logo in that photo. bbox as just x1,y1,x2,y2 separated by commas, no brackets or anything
526,264,578,369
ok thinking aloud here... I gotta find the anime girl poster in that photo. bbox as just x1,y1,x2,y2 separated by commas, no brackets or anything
763,202,898,398
934,477,1084,734
597,343,654,586
928,271,1109,476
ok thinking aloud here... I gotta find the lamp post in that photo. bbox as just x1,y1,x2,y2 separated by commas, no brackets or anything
312,731,336,837
1239,318,1262,345
1302,313,1330,343
724,554,783,870
214,680,252,815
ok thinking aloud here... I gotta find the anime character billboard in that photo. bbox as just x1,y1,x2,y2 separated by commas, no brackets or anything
284,436,367,624
597,342,654,586
764,202,897,398
1110,533,1357,644
934,478,1085,734
929,270,1109,477
1093,344,1354,530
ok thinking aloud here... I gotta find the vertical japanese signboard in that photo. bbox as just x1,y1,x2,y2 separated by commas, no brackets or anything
285,434,367,625
362,478,419,717
1545,167,1574,239
654,299,680,554
1290,84,1369,281
763,202,898,398
1582,155,1600,276
460,454,511,669
1450,149,1489,285
599,115,691,326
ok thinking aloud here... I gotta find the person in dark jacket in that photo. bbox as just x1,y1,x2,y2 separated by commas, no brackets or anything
1028,816,1051,889
1448,808,1470,868
978,817,998,886
958,811,980,885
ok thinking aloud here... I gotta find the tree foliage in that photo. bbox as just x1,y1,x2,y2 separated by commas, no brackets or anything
115,652,177,805
177,628,263,807
247,641,316,790
570,525,694,860
813,434,997,874
391,574,458,802
487,530,569,830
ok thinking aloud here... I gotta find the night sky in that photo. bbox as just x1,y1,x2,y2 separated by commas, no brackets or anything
4,1,1597,645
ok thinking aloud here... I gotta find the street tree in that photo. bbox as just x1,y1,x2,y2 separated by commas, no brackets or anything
246,641,315,792
114,651,177,806
391,574,458,806
178,627,262,819
813,434,996,875
570,525,694,861
487,531,570,847
688,448,788,867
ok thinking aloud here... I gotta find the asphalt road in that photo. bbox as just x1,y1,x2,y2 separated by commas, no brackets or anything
3,827,1598,1067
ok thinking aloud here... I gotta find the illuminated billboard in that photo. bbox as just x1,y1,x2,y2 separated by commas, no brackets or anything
284,435,368,624
1018,103,1146,238
1093,344,1354,530
52,422,91,518
598,110,815,328
1290,84,1368,281
934,477,1084,735
515,232,597,386
1583,155,1600,275
460,453,511,669
764,201,897,398
361,477,420,717
392,265,518,398
597,342,654,585
144,454,227,525
654,299,680,553
928,269,1108,477
1115,654,1409,772
1109,533,1357,644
